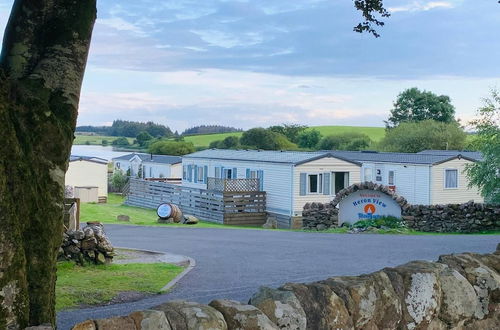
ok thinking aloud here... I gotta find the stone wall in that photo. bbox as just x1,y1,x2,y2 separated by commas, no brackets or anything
302,202,339,230
403,201,500,232
301,182,499,233
72,245,500,330
59,222,114,265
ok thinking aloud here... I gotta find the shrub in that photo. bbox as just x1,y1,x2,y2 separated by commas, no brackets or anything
112,137,130,146
352,216,405,229
111,171,128,192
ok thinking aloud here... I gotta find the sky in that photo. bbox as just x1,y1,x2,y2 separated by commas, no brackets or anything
0,0,499,132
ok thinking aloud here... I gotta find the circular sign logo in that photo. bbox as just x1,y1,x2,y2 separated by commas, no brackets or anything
364,204,376,214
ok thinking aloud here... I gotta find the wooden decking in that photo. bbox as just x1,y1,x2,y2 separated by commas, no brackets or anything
126,179,267,226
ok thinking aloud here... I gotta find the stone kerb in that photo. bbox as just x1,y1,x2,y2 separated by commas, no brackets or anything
71,245,500,330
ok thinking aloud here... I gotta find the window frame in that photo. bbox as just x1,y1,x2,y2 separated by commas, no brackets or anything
307,173,323,194
197,166,204,183
444,168,459,189
388,170,395,185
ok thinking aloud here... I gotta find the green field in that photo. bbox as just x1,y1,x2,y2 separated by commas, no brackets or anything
73,135,135,145
310,126,386,142
184,126,386,147
184,132,244,148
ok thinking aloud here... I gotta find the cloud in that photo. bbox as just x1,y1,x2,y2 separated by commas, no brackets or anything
388,1,455,13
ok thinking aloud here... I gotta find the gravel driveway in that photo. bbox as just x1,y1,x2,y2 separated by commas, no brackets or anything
57,225,499,329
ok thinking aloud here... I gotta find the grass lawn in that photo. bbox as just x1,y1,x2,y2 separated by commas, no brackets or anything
82,194,499,235
56,261,183,311
73,135,135,145
81,193,256,229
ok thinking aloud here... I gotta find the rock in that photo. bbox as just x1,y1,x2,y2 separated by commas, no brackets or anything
438,253,500,319
437,266,479,324
117,214,130,222
209,299,278,330
383,261,444,330
320,271,401,329
71,320,96,330
81,237,97,250
183,214,199,225
153,300,227,330
95,316,136,330
129,309,171,330
282,282,352,329
73,230,85,240
316,224,326,231
249,286,306,330
83,227,94,239
262,216,278,229
25,325,53,330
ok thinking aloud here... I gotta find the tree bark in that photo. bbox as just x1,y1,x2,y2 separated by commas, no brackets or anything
0,1,96,328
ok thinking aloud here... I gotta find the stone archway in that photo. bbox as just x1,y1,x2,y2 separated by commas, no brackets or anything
331,182,409,225
330,182,409,208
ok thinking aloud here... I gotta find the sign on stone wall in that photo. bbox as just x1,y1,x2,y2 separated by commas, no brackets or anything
338,189,402,224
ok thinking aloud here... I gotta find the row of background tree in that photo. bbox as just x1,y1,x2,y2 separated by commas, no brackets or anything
88,87,473,155
77,121,241,138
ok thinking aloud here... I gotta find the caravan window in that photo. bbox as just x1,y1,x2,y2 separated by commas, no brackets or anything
197,166,204,183
445,169,458,188
308,174,323,194
224,168,232,179
388,171,395,185
364,168,373,182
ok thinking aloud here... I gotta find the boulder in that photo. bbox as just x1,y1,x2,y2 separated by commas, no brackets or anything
94,316,136,330
129,309,171,330
183,215,199,225
282,282,352,329
382,261,444,330
71,320,96,330
153,301,227,330
438,253,500,319
262,217,277,229
320,271,401,329
209,299,278,330
25,326,53,330
249,286,306,330
117,214,130,222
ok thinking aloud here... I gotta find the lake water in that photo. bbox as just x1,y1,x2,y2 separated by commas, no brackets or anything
71,145,134,161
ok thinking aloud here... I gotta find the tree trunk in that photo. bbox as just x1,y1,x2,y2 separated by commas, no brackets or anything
0,1,96,328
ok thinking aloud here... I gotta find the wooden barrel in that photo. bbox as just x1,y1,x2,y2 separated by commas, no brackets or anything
157,203,183,223
170,204,183,223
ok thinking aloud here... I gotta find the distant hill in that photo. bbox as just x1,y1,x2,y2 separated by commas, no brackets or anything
184,126,386,148
76,120,172,138
182,125,243,136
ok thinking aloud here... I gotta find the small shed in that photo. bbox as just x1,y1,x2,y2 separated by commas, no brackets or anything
74,186,99,203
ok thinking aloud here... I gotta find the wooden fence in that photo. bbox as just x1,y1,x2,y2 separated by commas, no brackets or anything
125,179,267,225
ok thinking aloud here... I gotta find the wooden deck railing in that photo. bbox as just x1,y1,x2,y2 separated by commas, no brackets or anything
125,179,266,225
207,177,260,192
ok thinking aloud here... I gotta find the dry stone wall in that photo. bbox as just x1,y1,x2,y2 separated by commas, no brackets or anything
71,245,500,330
302,182,499,233
403,201,500,233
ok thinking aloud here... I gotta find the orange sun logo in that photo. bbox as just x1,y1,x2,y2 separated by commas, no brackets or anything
364,204,376,214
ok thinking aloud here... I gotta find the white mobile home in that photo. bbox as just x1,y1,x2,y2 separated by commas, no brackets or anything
182,149,483,228
65,155,109,201
182,150,361,228
332,150,484,205
112,153,182,179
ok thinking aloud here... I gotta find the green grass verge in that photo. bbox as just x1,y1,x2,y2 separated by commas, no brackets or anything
56,261,183,311
73,135,135,145
84,195,499,235
81,193,259,229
